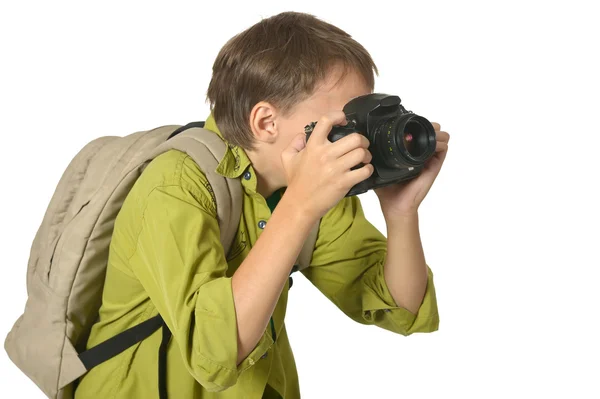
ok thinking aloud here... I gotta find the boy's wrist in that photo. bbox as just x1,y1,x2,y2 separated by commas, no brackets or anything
276,193,320,230
384,210,419,232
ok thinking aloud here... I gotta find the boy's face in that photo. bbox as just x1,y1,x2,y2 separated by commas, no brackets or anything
277,67,371,145
247,66,371,192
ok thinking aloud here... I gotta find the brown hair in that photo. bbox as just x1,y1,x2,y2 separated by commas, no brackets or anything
206,11,378,150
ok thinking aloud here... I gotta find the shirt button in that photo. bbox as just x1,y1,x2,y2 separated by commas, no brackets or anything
261,352,268,359
243,171,251,180
258,220,267,229
384,309,392,313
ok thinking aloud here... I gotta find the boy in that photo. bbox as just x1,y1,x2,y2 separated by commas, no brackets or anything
75,11,448,399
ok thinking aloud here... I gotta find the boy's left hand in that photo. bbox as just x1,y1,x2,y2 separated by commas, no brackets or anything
374,122,449,219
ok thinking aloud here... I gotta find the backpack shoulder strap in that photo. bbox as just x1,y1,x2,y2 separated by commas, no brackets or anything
150,126,242,254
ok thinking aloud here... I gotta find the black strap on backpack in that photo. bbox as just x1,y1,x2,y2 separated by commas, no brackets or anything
167,121,205,139
158,320,172,399
78,315,163,370
78,314,169,399
78,266,300,397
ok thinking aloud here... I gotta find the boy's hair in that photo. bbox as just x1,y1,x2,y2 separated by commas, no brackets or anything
206,11,378,151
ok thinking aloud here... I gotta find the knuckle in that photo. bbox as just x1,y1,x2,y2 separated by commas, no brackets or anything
320,115,332,126
359,148,369,160
332,110,345,120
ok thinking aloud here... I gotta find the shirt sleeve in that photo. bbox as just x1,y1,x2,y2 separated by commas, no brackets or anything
301,195,439,336
128,169,273,392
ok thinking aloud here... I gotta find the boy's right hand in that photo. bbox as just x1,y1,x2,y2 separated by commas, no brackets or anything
281,110,374,220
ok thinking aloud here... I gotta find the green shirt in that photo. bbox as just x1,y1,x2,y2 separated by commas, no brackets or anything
74,116,439,399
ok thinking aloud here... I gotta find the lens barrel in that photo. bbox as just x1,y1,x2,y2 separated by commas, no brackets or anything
372,115,436,168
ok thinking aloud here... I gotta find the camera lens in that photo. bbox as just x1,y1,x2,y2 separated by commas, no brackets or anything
402,119,429,158
372,115,435,168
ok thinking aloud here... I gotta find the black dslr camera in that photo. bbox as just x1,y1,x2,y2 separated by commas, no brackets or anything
304,93,437,196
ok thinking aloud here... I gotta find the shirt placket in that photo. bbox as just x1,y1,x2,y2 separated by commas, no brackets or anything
240,165,285,377
241,166,273,234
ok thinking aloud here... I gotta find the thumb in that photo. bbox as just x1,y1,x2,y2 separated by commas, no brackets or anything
281,133,306,161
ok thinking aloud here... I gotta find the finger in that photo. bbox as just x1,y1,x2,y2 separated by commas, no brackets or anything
343,163,374,187
435,141,448,152
337,147,372,170
431,122,441,132
285,133,306,154
281,133,307,166
328,133,370,158
436,131,450,143
308,111,347,145
425,149,448,174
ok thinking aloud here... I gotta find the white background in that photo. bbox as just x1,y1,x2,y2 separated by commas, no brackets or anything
1,0,599,398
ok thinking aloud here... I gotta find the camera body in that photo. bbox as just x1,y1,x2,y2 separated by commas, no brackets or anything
305,93,437,196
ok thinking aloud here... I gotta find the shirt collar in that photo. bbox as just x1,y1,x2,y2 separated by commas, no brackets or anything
203,114,252,179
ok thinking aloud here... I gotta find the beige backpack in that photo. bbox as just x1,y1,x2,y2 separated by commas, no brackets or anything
4,121,319,399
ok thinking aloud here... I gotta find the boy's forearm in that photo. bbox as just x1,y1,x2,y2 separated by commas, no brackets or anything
383,212,428,314
231,194,316,364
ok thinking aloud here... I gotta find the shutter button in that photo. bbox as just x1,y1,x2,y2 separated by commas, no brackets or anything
258,220,267,229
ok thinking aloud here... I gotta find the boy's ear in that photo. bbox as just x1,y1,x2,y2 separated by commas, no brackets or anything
249,101,279,144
